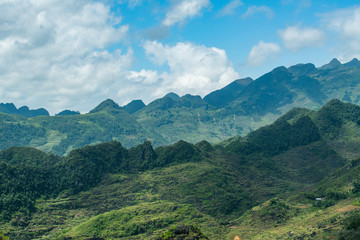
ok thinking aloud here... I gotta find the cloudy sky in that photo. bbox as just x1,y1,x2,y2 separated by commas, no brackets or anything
1,0,360,114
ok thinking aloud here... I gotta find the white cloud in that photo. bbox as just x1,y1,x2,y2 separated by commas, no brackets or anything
113,0,143,9
127,69,159,84
128,0,143,9
321,7,360,59
242,5,274,19
217,0,243,17
0,0,239,113
139,41,240,98
162,0,210,26
0,0,133,114
278,25,326,51
246,41,281,66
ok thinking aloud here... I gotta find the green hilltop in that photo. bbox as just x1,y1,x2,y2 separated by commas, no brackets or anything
1,99,360,239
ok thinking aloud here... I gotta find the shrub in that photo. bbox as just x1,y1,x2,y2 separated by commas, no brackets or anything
338,211,360,240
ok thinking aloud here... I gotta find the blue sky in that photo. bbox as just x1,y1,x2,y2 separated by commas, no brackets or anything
0,0,360,114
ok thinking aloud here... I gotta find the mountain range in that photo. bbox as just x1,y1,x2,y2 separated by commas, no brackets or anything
1,99,360,239
0,103,49,117
0,58,360,155
1,58,360,239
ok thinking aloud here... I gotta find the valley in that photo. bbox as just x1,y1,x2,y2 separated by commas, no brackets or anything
1,99,360,239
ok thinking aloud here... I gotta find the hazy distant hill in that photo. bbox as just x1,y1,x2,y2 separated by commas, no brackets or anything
122,99,145,114
55,110,80,116
0,99,167,155
1,99,360,239
0,102,49,117
0,58,360,155
203,77,253,107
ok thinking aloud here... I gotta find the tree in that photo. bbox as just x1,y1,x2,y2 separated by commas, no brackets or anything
0,232,9,240
338,211,360,240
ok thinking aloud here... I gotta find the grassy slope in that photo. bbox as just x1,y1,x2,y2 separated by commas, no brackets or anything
62,201,224,240
227,198,360,240
227,156,360,240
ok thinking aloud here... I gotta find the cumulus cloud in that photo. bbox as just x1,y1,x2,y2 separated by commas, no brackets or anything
0,0,239,113
217,0,243,17
246,41,281,66
321,7,360,59
127,69,159,85
278,25,326,51
0,0,133,114
242,5,274,19
138,41,240,98
162,0,210,26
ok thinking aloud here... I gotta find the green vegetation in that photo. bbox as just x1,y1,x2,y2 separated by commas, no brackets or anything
123,99,145,114
0,59,360,156
0,100,360,239
230,197,300,235
227,198,360,240
1,99,360,239
225,115,321,156
56,110,80,116
62,201,218,239
203,77,253,107
0,232,9,240
338,210,360,240
156,225,209,240
0,103,49,117
0,147,61,221
0,103,166,155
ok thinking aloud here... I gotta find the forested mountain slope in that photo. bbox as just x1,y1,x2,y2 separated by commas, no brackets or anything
1,100,360,239
0,58,360,155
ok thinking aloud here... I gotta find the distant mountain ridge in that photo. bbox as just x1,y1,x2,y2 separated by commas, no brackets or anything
89,99,123,113
55,110,80,116
320,58,343,69
0,102,49,117
0,58,360,155
123,99,145,114
203,77,253,107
